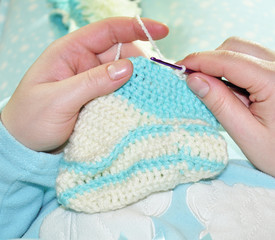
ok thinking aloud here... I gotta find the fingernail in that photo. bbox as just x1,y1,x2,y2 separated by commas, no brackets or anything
187,76,210,98
107,60,131,81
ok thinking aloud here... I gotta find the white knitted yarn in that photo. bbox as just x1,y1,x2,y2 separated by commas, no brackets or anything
79,0,141,23
56,56,228,214
135,15,164,59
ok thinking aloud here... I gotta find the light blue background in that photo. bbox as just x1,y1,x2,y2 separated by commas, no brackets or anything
0,0,62,101
141,0,275,59
1,0,275,101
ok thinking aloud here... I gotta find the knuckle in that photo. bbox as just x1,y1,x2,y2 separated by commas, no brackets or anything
83,67,108,97
208,94,228,118
216,49,239,60
217,36,242,50
85,69,100,89
226,36,242,43
189,51,201,58
184,51,202,61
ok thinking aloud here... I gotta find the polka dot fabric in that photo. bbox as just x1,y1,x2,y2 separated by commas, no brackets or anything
56,57,228,214
141,0,275,60
0,0,62,101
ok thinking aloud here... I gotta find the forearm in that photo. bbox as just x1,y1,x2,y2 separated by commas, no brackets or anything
0,118,62,239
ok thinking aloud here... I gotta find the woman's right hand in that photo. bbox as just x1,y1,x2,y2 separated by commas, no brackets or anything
178,37,275,176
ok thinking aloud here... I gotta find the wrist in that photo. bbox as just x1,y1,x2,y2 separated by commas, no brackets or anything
1,108,61,153
0,119,62,182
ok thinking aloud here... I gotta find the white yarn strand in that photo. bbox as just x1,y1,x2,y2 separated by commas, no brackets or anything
174,66,187,81
114,43,123,61
135,15,164,59
113,15,187,80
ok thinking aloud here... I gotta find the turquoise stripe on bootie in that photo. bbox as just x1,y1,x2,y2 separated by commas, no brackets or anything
56,56,228,213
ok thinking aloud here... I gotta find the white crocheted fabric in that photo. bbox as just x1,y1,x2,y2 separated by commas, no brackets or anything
56,56,228,213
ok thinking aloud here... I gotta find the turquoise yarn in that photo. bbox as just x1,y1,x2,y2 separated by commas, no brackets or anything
56,56,228,214
115,56,219,127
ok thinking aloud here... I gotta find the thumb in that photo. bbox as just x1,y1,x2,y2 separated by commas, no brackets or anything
55,59,133,110
186,73,258,144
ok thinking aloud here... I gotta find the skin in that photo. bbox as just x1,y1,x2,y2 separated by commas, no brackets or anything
1,17,274,177
177,37,275,177
0,17,169,152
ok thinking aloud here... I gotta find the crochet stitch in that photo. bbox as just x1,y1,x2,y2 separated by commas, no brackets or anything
56,56,228,214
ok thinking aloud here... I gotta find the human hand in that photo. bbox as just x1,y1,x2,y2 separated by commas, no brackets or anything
1,17,169,152
177,37,275,176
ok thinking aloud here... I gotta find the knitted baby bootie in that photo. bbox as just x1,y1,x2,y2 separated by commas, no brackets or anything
56,56,228,213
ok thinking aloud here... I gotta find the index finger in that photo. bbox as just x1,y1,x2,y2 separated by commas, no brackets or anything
62,17,169,54
216,37,275,62
177,50,274,93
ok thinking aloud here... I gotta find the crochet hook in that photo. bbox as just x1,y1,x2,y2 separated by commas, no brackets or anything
150,57,249,97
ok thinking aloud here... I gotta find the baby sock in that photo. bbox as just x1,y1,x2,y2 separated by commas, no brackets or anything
56,56,228,213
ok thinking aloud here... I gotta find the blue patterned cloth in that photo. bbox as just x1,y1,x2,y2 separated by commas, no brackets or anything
141,0,275,59
0,0,62,101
